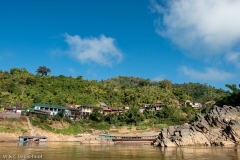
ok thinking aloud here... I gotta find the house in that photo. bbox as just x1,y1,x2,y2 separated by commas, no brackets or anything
155,100,162,110
109,107,123,114
4,106,14,112
192,102,202,109
68,109,81,118
77,105,98,118
4,106,24,114
102,107,112,115
28,103,69,116
140,100,163,113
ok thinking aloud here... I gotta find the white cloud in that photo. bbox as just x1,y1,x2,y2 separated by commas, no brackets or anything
151,75,166,82
0,52,13,59
179,66,234,81
151,0,240,57
68,67,75,74
64,33,123,66
225,52,240,68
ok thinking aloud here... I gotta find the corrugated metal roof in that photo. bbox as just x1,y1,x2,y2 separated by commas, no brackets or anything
100,102,107,106
35,103,67,109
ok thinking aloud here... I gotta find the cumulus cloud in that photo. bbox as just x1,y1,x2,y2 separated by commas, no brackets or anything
64,33,123,66
68,67,75,74
151,75,166,82
150,0,240,57
179,66,234,81
0,52,13,59
225,52,240,68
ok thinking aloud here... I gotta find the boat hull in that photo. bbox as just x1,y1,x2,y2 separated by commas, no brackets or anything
112,138,157,142
19,136,47,143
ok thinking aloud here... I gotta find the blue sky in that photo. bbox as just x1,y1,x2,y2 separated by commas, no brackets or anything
1,0,240,89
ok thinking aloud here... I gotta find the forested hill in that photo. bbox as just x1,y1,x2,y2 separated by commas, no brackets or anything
103,76,229,104
172,83,227,104
0,68,237,109
103,76,151,88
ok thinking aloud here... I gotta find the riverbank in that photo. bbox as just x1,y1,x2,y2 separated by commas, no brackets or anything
0,126,159,142
0,115,160,143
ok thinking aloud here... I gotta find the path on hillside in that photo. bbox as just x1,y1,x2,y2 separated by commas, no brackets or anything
26,116,35,136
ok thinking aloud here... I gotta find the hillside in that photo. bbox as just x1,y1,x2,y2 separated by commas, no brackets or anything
0,68,234,109
104,76,229,104
0,68,239,137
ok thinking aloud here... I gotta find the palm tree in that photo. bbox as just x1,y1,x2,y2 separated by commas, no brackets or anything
36,66,51,76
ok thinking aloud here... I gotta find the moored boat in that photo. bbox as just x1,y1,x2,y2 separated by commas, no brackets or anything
19,136,47,142
112,135,158,142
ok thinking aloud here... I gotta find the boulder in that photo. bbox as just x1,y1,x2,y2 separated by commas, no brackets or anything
168,126,175,136
163,139,176,147
220,140,235,146
154,105,240,147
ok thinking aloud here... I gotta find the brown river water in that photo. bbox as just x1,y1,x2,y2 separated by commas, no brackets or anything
0,142,240,160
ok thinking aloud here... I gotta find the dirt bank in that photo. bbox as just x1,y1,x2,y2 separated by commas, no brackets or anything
0,125,159,142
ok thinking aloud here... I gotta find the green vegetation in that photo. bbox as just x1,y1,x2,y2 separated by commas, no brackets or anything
29,115,109,135
0,118,28,134
216,84,240,106
0,68,229,108
0,67,239,133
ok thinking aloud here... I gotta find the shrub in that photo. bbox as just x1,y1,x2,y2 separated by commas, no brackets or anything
9,118,17,122
63,117,72,124
89,121,110,130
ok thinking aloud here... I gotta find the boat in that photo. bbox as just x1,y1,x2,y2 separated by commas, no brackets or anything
19,136,47,142
75,133,91,137
112,135,158,142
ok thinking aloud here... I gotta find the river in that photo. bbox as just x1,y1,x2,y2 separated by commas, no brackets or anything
0,142,240,160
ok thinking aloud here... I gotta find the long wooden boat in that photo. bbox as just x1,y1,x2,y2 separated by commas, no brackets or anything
112,135,158,142
19,136,47,142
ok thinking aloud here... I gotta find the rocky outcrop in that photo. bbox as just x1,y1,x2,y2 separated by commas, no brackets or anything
153,105,240,147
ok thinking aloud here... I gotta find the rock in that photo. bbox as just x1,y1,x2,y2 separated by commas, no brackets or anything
220,140,235,146
191,132,210,146
174,131,180,136
175,135,193,146
154,105,240,147
181,123,190,129
168,126,175,136
163,139,176,147
180,129,191,137
227,121,240,143
160,128,168,139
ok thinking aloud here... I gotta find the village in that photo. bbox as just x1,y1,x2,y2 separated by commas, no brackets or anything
0,100,212,119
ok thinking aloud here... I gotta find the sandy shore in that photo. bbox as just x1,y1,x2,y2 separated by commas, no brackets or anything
0,126,159,143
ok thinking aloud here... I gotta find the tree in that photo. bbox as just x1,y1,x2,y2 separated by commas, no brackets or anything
217,84,240,106
90,107,104,122
123,106,145,125
36,66,51,76
158,79,172,90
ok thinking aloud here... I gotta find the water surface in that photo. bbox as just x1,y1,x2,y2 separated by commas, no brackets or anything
0,142,240,160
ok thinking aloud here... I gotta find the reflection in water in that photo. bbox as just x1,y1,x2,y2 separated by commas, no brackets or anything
18,141,46,147
159,146,240,160
0,142,240,160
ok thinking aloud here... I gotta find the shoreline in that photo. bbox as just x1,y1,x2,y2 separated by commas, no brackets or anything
0,127,159,143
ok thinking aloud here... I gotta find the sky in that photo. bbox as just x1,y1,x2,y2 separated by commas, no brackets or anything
1,0,240,89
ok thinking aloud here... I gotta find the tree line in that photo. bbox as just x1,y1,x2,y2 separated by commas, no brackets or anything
1,67,239,131
0,67,236,108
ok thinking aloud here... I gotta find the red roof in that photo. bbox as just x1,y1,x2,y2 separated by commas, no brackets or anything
5,106,13,109
102,107,112,111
